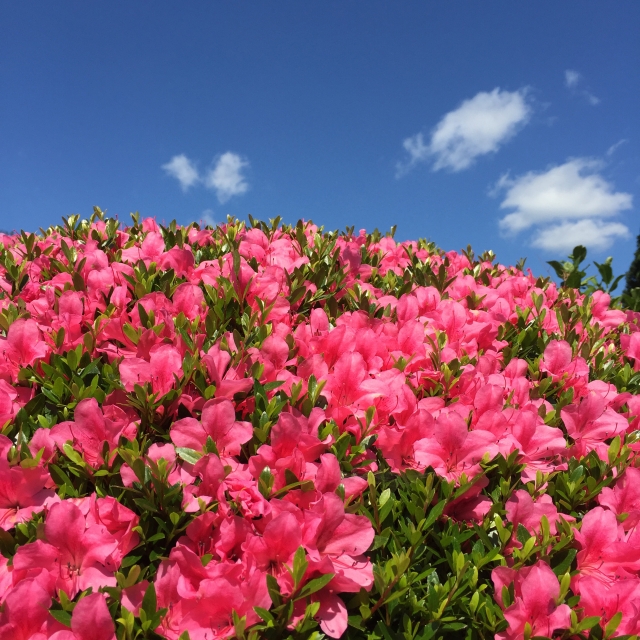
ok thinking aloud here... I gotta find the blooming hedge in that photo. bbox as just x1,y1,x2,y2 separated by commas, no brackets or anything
1,209,640,640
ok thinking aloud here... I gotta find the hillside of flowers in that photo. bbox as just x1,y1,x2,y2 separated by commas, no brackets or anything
1,208,640,640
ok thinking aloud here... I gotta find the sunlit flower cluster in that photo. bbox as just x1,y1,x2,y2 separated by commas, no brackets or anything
0,211,638,639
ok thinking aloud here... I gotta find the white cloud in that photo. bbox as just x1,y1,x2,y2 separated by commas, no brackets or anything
607,139,629,156
564,69,600,105
531,220,630,252
498,159,632,234
565,69,581,88
496,158,633,252
201,209,216,227
584,92,600,106
162,154,200,191
397,88,531,175
396,133,429,176
204,152,249,203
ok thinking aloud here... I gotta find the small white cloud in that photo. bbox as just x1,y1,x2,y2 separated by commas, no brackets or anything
162,154,200,191
397,88,531,175
395,133,429,177
584,91,601,106
607,139,629,156
498,159,632,234
204,152,249,203
532,220,630,253
564,69,600,105
201,209,216,227
565,69,581,88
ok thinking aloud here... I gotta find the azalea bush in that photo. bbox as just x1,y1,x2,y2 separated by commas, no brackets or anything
1,208,640,640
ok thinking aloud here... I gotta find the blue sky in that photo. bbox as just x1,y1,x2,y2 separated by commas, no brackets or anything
1,2,639,279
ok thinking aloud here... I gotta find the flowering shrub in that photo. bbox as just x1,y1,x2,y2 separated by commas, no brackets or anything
0,208,639,640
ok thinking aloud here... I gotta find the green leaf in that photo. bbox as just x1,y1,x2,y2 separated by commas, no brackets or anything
62,443,86,467
176,447,202,464
292,546,308,588
552,548,577,576
141,582,157,618
254,606,275,624
422,499,446,531
516,523,532,545
49,609,72,627
571,245,587,265
576,615,601,632
299,573,335,598
604,610,622,638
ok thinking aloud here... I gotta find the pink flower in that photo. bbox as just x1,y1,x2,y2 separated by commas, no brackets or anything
0,579,54,640
574,507,640,583
87,495,140,567
504,490,563,551
599,466,640,530
120,442,190,488
119,344,183,396
172,283,205,320
171,398,252,456
561,391,627,460
0,464,56,530
492,561,571,640
49,593,116,640
50,398,135,467
201,344,253,400
0,318,49,366
12,500,119,598
413,412,497,482
573,576,640,637
181,453,228,512
504,409,567,482
621,331,640,371
540,339,589,393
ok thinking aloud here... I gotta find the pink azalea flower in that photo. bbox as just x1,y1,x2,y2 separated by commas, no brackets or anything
573,575,640,637
504,490,565,552
50,397,135,468
574,507,640,583
0,579,54,640
12,500,119,598
119,343,183,396
0,318,50,381
561,391,627,460
171,398,252,456
621,331,640,371
598,466,640,530
0,464,57,530
49,593,116,640
539,339,589,393
492,561,571,640
413,412,497,482
504,408,567,482
201,343,253,400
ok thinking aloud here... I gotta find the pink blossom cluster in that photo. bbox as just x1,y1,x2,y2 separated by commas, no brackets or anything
0,215,638,638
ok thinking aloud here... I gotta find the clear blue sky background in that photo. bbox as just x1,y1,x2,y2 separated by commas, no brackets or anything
1,2,638,280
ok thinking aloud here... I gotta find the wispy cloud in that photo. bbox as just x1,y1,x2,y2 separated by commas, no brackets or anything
162,152,250,203
564,69,581,88
607,139,629,156
496,158,632,252
162,154,200,191
564,69,600,105
584,91,601,106
397,88,531,176
204,152,249,203
201,209,216,227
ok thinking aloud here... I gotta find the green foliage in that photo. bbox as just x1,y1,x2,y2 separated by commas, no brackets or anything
548,244,640,311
